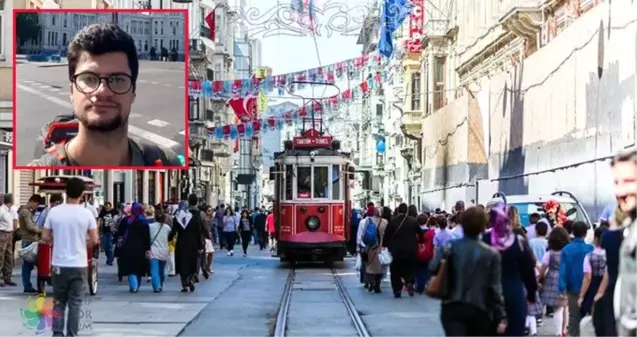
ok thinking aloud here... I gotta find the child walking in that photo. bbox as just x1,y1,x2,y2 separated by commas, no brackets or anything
577,226,608,318
558,221,593,336
168,235,176,276
540,227,571,337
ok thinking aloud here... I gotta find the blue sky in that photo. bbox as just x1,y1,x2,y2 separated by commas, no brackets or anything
243,0,373,103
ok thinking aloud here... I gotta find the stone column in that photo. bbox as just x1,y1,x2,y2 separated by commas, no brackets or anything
142,170,149,204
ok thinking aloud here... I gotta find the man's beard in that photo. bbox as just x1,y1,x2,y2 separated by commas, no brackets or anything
78,109,127,132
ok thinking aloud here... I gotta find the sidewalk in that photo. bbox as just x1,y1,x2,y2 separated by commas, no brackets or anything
0,253,245,336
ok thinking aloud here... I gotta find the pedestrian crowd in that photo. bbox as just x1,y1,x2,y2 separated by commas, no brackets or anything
351,146,636,337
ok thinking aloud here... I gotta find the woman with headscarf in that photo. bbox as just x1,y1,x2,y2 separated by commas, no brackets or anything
168,194,204,293
114,203,132,282
168,196,205,292
115,202,151,292
482,202,538,336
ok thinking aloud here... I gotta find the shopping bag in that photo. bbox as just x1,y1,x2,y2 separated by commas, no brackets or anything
19,242,39,263
354,254,362,271
378,248,393,265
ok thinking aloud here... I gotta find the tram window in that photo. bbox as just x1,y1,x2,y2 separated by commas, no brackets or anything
285,165,294,200
313,166,329,199
332,165,341,200
297,167,312,198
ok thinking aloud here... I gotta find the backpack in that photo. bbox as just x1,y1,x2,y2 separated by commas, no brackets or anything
362,217,379,247
416,229,433,262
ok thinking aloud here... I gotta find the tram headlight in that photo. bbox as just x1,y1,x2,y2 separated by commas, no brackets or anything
306,216,320,230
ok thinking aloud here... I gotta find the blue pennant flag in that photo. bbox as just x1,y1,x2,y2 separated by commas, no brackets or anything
378,0,414,58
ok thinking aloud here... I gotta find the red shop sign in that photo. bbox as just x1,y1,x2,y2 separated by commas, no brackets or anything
405,0,424,54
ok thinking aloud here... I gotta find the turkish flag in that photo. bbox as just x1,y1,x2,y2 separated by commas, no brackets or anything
205,10,216,40
227,96,257,121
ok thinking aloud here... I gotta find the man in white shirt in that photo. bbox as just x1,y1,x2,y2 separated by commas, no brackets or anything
0,194,17,286
42,178,99,337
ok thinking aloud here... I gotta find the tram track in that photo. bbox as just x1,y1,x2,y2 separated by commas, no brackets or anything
273,267,371,337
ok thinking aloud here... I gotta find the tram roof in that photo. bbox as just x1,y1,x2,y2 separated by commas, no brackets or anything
273,148,351,159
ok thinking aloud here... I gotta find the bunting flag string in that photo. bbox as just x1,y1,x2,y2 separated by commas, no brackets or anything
206,73,383,140
188,51,391,98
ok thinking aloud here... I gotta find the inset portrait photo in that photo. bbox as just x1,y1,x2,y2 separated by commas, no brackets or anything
13,9,189,169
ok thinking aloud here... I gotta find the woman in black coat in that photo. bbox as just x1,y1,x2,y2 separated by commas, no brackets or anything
169,198,205,292
115,203,151,293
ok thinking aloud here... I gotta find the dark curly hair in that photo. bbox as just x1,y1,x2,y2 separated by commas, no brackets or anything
547,227,570,251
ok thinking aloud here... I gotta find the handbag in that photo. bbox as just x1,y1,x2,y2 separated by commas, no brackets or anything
426,246,450,299
379,216,408,265
19,242,39,264
379,248,393,265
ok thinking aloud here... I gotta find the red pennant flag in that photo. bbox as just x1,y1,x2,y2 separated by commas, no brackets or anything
237,123,246,136
360,81,369,93
212,81,223,93
253,120,262,133
205,10,216,40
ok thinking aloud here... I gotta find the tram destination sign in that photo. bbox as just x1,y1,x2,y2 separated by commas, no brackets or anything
293,136,333,148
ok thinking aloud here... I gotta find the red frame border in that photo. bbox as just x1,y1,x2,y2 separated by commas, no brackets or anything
12,8,190,170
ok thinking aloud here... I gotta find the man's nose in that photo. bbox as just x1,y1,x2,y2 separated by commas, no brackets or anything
92,79,116,97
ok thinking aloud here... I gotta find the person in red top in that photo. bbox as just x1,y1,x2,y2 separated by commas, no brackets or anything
415,213,436,294
266,211,276,253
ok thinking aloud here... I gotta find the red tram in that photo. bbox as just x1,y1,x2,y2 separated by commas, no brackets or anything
270,128,355,264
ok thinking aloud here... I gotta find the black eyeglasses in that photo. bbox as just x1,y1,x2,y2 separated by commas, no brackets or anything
71,72,134,95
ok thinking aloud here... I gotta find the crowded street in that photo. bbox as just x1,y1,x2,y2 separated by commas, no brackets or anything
0,240,599,336
13,60,186,166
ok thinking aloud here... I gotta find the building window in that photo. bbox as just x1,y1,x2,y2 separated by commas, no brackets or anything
434,56,446,111
410,72,421,111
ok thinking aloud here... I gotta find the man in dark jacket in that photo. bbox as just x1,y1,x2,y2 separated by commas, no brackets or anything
382,203,423,297
253,208,267,250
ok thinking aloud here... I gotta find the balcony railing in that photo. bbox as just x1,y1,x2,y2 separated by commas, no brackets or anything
200,25,212,39
200,149,215,162
189,123,208,139
424,19,449,38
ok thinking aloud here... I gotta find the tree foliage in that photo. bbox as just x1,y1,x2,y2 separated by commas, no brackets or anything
16,13,41,46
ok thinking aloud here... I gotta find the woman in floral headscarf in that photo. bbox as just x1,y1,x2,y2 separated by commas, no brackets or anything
482,201,538,336
115,202,151,292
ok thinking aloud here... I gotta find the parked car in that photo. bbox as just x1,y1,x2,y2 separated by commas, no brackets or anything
491,191,595,243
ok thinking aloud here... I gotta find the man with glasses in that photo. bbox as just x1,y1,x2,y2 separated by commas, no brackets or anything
29,23,181,167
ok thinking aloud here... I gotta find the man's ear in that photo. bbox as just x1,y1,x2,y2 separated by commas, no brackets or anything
69,83,74,103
